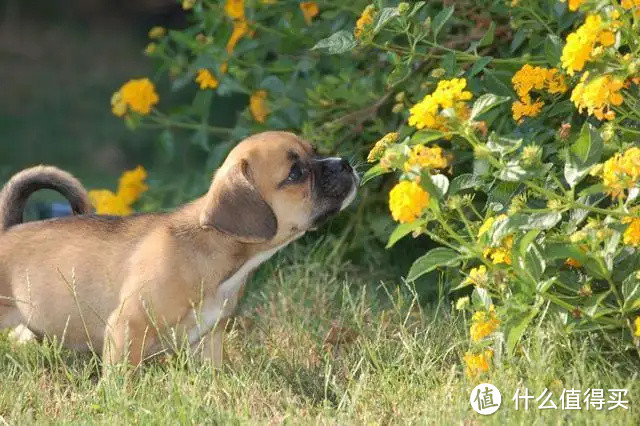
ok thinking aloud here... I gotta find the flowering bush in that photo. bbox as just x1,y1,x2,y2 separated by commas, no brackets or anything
110,0,640,377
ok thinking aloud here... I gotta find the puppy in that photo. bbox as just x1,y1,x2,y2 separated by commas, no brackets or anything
0,131,358,369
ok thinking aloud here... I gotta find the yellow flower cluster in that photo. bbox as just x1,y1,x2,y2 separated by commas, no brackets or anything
404,145,448,172
483,235,513,265
470,306,500,342
355,5,376,39
148,26,166,40
195,69,219,90
463,265,488,287
622,0,640,10
408,78,472,132
367,132,399,163
389,180,430,223
623,217,640,247
635,317,640,337
567,0,586,11
300,2,320,25
88,166,149,216
561,15,616,76
602,147,640,198
511,65,567,121
225,0,255,54
111,78,159,117
463,350,493,378
249,90,270,123
570,73,624,121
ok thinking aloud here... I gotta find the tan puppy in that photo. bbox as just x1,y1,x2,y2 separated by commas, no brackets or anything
0,131,358,369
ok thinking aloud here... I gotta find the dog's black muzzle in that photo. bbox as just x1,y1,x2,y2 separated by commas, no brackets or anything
310,157,357,227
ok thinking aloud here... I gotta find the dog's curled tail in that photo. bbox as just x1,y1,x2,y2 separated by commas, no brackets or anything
0,165,92,232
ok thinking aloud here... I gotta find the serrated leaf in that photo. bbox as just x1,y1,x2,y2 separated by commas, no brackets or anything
386,219,428,248
449,173,483,195
408,130,444,145
441,52,457,76
544,34,563,66
373,7,400,34
470,94,510,120
483,70,515,97
486,132,522,155
432,6,454,40
505,308,538,355
407,247,462,281
523,243,546,281
468,56,493,77
361,164,390,186
497,161,530,182
471,287,492,310
478,22,496,47
312,31,357,54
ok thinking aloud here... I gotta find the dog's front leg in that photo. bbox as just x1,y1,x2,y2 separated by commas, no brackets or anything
102,302,155,372
192,322,225,368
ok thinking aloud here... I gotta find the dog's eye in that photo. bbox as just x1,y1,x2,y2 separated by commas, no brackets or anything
287,163,305,182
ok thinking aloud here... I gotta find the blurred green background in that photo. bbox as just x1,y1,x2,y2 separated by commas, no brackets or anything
0,0,241,190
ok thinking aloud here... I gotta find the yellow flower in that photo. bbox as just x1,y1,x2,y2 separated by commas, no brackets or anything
249,90,269,123
599,31,616,47
403,145,448,172
225,0,245,20
195,69,219,90
148,26,166,39
511,64,548,99
565,257,582,268
144,43,156,55
182,0,196,10
111,78,159,117
389,181,430,223
561,15,611,75
470,306,500,342
88,190,133,216
355,5,376,39
463,265,488,287
634,317,640,337
546,68,568,94
226,19,250,53
117,166,149,206
300,2,319,25
512,98,544,121
483,234,513,265
622,0,640,9
478,214,506,237
570,74,623,121
568,0,586,10
623,217,640,247
603,147,640,197
408,78,472,131
463,350,493,378
367,132,399,163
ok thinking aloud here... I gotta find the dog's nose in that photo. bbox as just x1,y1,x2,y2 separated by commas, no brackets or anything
339,158,352,173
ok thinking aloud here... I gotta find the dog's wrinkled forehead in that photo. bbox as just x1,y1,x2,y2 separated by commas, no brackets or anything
225,131,314,179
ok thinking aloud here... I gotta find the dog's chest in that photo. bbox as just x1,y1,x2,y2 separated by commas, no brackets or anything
186,244,284,344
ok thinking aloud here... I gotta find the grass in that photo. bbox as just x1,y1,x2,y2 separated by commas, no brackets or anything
0,238,638,425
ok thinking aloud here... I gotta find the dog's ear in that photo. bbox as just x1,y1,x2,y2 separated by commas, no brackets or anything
200,159,277,242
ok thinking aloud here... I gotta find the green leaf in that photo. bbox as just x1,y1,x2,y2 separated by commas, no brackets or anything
505,308,538,355
409,1,426,17
468,56,493,77
361,164,390,186
522,212,562,230
496,161,530,182
622,276,640,311
373,7,400,34
471,287,492,310
430,174,450,197
572,122,603,164
449,173,483,195
408,130,444,145
478,22,496,47
420,172,449,199
470,94,510,120
386,219,427,248
483,70,515,97
523,243,546,281
544,34,564,66
441,52,457,76
312,31,357,54
407,247,463,281
432,6,454,40
486,132,522,155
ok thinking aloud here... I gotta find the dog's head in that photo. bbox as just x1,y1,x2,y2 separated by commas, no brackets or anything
200,131,358,243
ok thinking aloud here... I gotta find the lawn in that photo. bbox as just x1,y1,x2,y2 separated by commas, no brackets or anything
0,238,637,425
